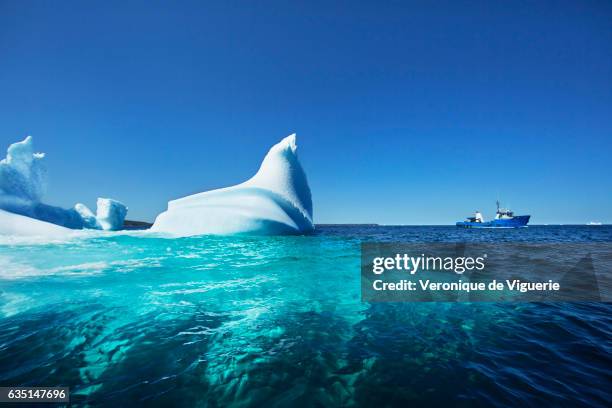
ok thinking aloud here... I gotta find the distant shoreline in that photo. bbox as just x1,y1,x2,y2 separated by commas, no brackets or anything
123,220,154,230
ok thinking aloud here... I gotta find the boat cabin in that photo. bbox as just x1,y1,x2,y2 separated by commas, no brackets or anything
494,201,514,219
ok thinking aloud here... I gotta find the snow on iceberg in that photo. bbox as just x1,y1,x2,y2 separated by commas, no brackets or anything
152,134,314,236
0,136,128,232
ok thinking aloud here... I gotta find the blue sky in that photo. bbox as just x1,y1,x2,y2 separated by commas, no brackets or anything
1,0,611,224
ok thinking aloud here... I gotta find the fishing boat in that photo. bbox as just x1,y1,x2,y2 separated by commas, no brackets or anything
456,201,530,228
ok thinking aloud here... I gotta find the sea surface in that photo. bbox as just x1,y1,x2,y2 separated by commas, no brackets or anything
0,226,610,407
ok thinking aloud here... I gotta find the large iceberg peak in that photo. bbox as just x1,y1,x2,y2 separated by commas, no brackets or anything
245,134,312,223
152,133,314,236
0,136,46,202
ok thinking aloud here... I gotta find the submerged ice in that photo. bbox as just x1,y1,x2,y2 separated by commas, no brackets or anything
0,136,127,235
152,134,314,236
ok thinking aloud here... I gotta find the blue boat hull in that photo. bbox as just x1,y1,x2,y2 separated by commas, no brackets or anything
456,215,530,228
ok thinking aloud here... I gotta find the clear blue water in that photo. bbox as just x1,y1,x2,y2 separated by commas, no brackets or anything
0,226,610,407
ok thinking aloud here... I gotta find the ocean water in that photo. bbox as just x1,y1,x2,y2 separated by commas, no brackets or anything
0,226,610,407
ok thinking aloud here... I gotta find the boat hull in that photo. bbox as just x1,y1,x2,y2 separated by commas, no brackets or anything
456,215,530,228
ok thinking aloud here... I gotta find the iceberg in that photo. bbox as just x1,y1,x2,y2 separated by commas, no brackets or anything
0,136,128,232
152,134,314,236
74,199,128,231
95,198,128,231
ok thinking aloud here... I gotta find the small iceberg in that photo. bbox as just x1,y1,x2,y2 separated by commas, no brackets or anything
0,136,128,234
152,134,314,236
95,198,128,231
74,198,129,231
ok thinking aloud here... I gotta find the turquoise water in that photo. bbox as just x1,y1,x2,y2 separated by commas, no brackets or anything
0,226,610,406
